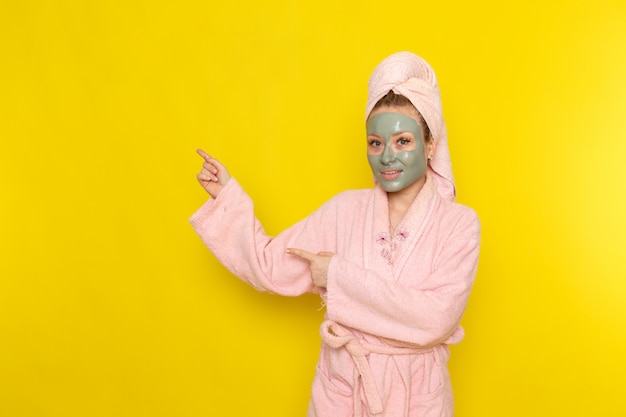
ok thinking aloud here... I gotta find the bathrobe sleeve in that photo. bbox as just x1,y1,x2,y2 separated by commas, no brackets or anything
325,207,480,347
189,179,339,296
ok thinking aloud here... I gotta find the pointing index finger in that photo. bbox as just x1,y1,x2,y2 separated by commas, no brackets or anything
286,248,314,260
196,148,212,162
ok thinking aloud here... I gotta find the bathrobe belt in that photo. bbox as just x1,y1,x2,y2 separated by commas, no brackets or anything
320,320,434,415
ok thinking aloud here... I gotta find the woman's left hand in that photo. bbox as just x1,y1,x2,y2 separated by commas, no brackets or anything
286,248,334,288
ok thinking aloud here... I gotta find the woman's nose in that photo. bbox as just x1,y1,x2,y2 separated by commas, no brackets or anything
380,145,396,164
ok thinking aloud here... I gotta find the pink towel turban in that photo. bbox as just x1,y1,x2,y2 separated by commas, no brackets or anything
366,52,455,201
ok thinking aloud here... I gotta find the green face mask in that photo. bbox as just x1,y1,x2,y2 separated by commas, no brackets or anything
366,112,427,193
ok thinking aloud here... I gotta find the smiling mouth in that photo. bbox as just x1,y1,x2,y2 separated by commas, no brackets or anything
379,169,402,180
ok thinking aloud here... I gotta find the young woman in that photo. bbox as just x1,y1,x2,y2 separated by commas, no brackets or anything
190,52,480,416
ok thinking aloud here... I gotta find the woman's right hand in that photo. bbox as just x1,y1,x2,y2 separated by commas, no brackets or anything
195,149,231,198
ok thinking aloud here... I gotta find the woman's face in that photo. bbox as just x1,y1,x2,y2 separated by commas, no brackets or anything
366,105,432,193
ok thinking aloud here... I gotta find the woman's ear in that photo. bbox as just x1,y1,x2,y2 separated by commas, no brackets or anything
427,139,436,160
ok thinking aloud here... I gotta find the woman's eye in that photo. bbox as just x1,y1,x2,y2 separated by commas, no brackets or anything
369,140,382,147
398,138,411,145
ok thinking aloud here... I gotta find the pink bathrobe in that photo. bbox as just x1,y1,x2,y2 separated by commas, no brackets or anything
189,168,480,416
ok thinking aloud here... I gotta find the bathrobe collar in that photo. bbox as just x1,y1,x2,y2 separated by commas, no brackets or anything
365,170,438,278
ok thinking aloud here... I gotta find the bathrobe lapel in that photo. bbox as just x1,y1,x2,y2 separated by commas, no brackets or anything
364,174,438,282
363,184,394,278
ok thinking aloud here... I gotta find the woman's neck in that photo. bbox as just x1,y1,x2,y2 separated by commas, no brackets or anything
387,176,426,230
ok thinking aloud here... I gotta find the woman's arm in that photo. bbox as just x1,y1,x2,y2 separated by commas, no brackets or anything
190,150,340,296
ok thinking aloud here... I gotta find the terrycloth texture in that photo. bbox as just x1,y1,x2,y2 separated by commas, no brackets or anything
189,173,480,416
366,52,455,201
319,320,439,415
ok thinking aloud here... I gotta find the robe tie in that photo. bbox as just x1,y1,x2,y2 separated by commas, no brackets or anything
320,320,434,415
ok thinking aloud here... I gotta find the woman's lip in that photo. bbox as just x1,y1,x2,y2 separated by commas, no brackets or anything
380,169,402,180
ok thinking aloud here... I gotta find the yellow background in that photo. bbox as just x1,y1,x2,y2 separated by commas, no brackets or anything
1,0,625,416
